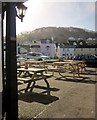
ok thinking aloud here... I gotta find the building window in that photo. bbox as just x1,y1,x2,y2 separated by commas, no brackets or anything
67,48,69,51
62,54,65,56
46,40,50,44
63,48,65,51
46,46,50,50
34,41,36,43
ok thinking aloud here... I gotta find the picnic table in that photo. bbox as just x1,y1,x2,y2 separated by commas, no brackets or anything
53,60,86,78
25,60,47,69
17,67,52,95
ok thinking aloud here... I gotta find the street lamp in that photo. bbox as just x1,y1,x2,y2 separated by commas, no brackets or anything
1,2,28,120
16,3,27,22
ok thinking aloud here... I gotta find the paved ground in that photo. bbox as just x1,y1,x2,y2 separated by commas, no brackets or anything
18,67,97,120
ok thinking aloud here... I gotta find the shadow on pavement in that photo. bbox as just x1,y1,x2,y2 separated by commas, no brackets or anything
19,118,31,120
33,85,60,92
55,76,97,84
18,91,59,105
80,69,97,75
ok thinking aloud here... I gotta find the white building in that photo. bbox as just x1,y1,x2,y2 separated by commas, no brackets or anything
40,39,56,58
30,45,41,52
58,44,75,59
30,40,41,52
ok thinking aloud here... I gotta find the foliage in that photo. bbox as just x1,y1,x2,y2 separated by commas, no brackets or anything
17,27,96,44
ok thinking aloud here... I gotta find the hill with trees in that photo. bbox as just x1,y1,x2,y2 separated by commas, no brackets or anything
17,27,96,44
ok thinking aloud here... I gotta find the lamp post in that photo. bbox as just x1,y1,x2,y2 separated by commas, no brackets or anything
16,3,27,22
3,2,27,120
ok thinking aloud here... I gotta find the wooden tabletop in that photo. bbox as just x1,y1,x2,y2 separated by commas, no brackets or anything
54,60,84,64
17,67,45,72
25,60,46,64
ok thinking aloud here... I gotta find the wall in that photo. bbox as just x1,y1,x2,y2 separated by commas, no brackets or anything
59,47,75,58
40,43,55,58
75,47,96,56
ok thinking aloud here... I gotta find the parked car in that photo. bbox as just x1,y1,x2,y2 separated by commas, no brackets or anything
74,55,97,61
74,54,97,67
16,54,26,61
25,52,50,61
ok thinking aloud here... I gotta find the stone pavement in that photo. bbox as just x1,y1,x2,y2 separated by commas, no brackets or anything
18,67,96,120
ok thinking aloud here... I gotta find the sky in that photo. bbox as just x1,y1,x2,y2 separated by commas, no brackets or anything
16,0,96,35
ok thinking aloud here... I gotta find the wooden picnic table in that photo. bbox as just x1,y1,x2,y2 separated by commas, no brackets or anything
53,60,85,78
17,67,52,95
25,60,47,68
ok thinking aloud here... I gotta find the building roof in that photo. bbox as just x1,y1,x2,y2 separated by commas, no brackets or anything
59,44,97,48
75,45,97,48
59,45,76,48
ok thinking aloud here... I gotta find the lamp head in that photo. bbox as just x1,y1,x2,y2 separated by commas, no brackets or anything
16,3,27,22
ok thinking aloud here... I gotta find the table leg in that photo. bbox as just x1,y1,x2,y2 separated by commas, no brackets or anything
76,65,80,77
42,72,50,95
25,73,35,92
25,81,32,92
29,81,36,92
44,78,50,95
17,71,23,77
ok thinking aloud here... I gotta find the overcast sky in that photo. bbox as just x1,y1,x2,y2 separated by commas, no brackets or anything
16,0,96,35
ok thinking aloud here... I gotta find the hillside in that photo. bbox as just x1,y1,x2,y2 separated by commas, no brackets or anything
17,27,96,44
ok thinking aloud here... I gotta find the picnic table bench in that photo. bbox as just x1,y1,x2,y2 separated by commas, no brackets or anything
53,60,86,78
17,68,52,95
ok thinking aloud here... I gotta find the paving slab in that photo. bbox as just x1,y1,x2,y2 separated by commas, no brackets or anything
18,67,96,120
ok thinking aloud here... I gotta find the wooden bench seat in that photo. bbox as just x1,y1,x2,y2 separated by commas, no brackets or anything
44,73,53,78
17,77,32,83
17,73,52,84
